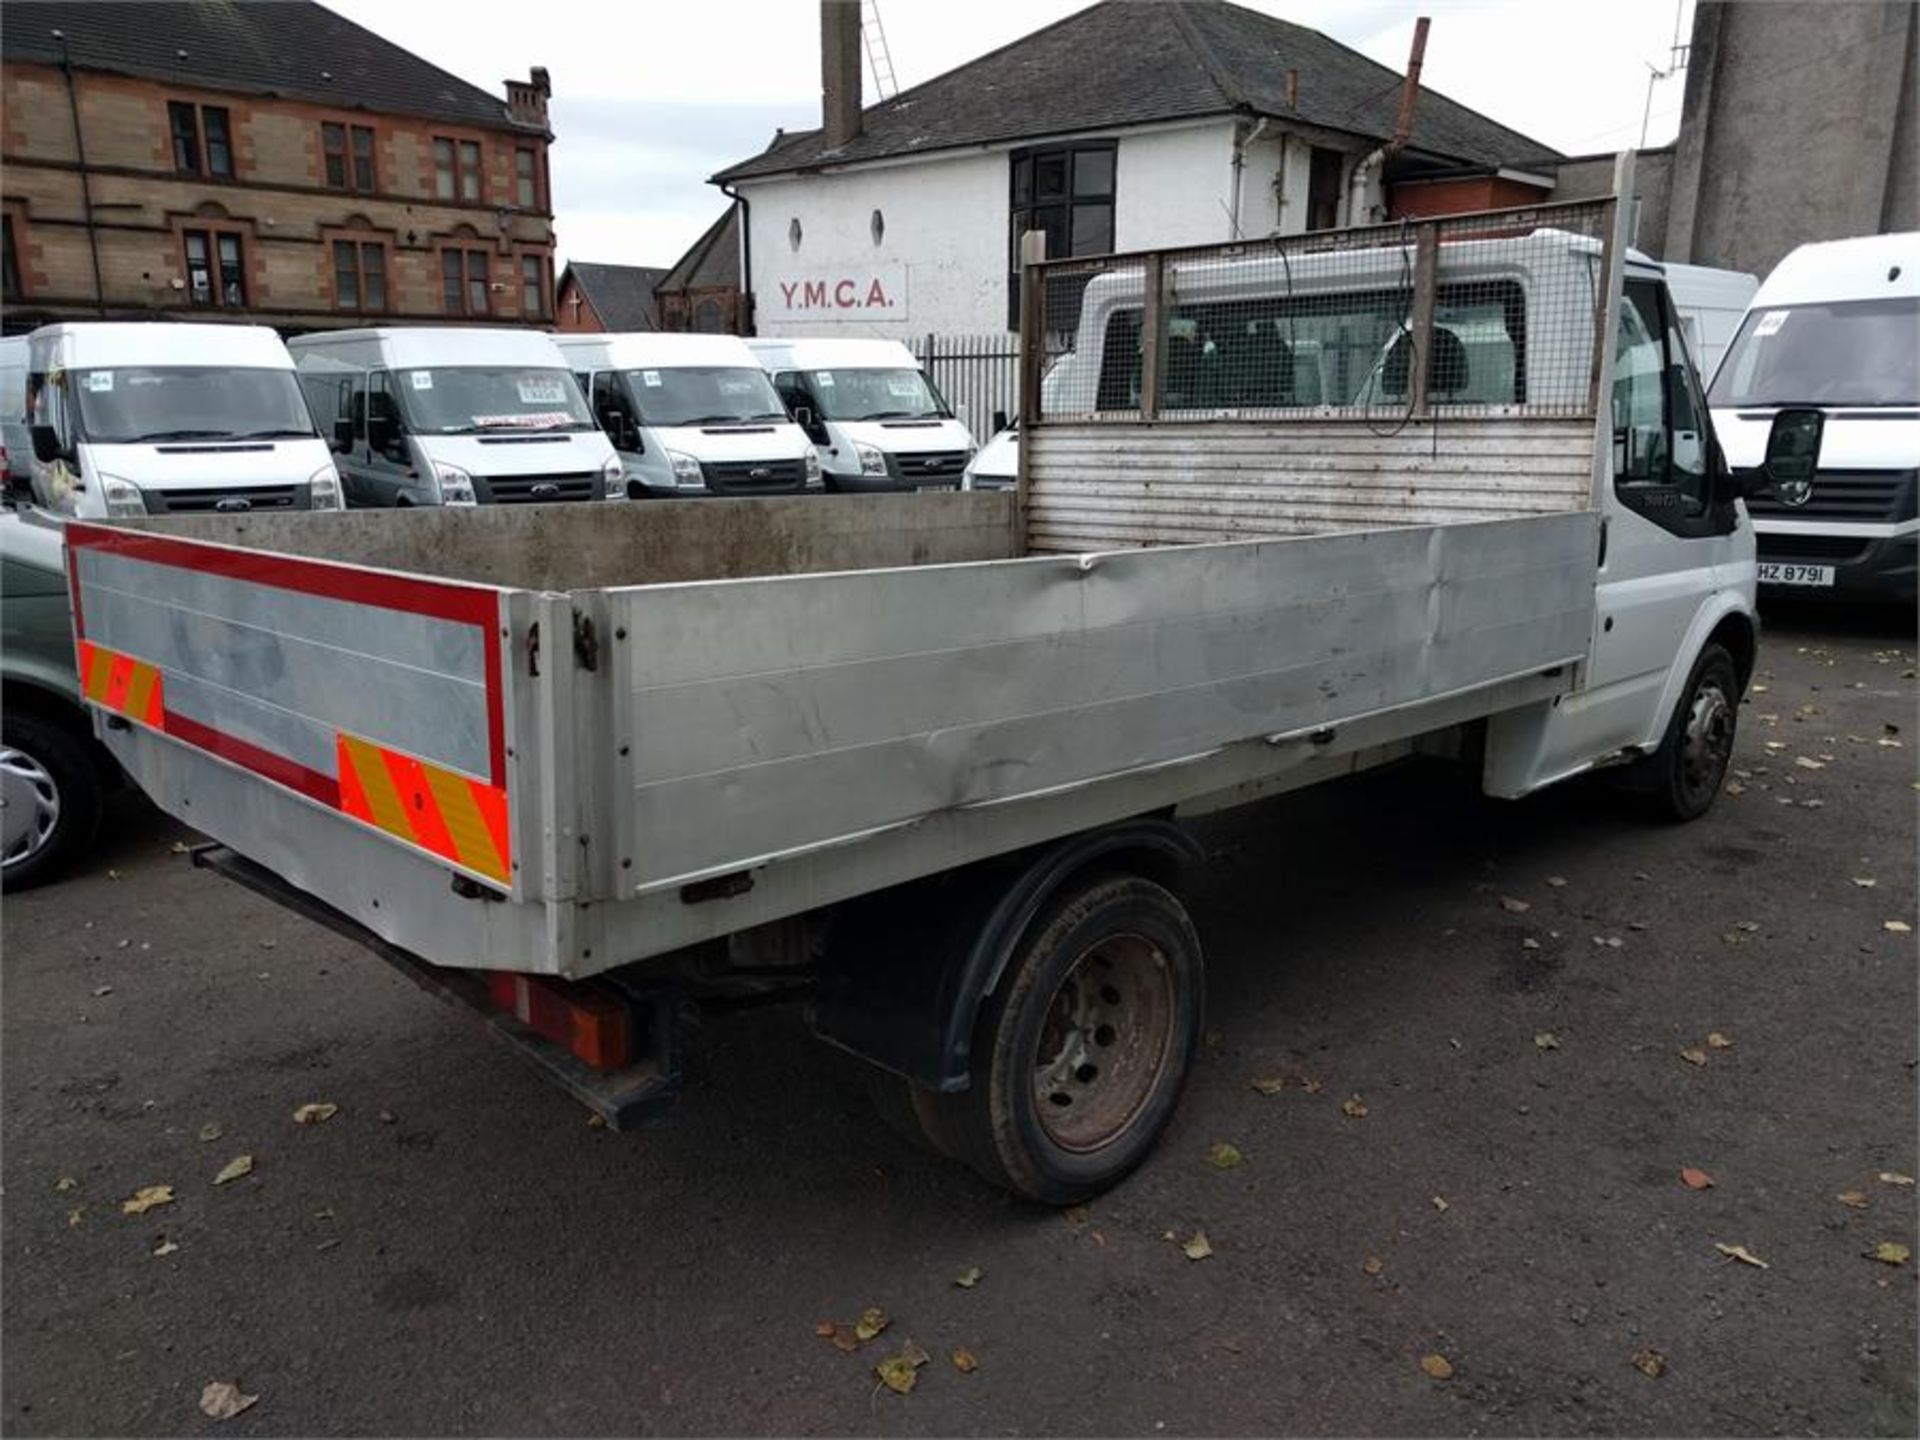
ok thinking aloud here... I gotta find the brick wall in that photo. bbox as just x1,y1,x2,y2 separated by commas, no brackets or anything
554,273,605,331
1,61,557,330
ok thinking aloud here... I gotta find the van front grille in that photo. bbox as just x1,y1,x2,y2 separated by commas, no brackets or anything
890,450,970,484
701,458,809,494
1743,469,1915,522
144,485,305,514
484,473,599,504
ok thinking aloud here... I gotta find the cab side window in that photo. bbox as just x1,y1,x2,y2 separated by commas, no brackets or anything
1614,279,1726,536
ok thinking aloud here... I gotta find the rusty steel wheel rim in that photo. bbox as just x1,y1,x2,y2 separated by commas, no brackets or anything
1032,933,1175,1152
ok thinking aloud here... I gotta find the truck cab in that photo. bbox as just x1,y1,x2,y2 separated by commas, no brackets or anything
555,333,821,498
20,322,343,518
289,327,622,507
748,337,976,492
1707,232,1919,603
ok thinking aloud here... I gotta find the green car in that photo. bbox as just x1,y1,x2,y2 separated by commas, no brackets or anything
1,507,123,888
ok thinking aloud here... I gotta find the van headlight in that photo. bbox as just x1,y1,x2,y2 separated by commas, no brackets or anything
803,449,823,488
431,462,477,506
97,473,148,518
666,449,705,490
854,441,889,477
308,463,344,512
601,455,626,499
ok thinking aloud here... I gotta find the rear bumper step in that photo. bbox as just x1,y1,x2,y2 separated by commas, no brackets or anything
191,845,681,1129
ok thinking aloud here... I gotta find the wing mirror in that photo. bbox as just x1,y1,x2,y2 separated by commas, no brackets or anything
1744,407,1824,499
331,417,354,453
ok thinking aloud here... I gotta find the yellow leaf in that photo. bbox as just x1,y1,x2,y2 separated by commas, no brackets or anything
1499,896,1530,914
1248,1076,1288,1096
1837,1191,1869,1209
1301,1078,1324,1094
1680,1048,1708,1066
198,1381,258,1421
67,1208,84,1229
1431,1195,1449,1211
292,1103,339,1125
1715,1242,1769,1269
1534,1032,1560,1050
1062,1204,1091,1224
121,1184,175,1216
1871,1242,1910,1266
1181,1231,1214,1261
1207,1141,1244,1169
854,1307,889,1342
212,1155,254,1186
952,1347,979,1374
1340,1097,1368,1119
875,1354,918,1395
54,1177,77,1192
1631,1347,1666,1378
152,1238,180,1258
1362,1256,1384,1276
197,1123,223,1143
954,1266,982,1289
1419,1353,1454,1380
1885,920,1913,934
1878,1172,1915,1187
1854,878,1878,888
1706,1032,1733,1049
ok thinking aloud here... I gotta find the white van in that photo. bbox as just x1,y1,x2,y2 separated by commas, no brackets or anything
1662,263,1759,385
1708,232,1918,602
554,334,820,498
288,328,621,507
0,336,30,496
19,323,342,518
748,338,976,491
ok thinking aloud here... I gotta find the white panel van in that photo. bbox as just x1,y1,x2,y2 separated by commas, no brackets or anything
20,323,342,518
748,338,976,492
555,334,820,498
288,328,621,507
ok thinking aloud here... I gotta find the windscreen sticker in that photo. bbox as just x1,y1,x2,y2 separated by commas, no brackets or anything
410,371,434,390
816,370,834,386
516,378,568,404
84,371,114,393
886,376,920,398
1752,310,1789,338
641,369,662,387
469,411,572,428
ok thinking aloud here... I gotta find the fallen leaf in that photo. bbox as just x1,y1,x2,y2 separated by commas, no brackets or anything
1545,875,1567,888
874,1354,919,1395
1870,1242,1910,1266
378,1110,397,1125
1879,1172,1915,1187
1181,1231,1214,1261
1631,1347,1667,1378
585,1113,606,1129
169,841,191,855
1248,1076,1288,1096
1207,1141,1244,1169
1837,1191,1870,1209
1706,1032,1733,1049
1680,1048,1708,1067
814,1320,836,1338
91,985,114,998
953,1266,982,1289
1884,920,1912,934
1431,1195,1449,1212
1300,1078,1324,1094
1715,1242,1768,1269
1499,896,1531,914
55,1176,77,1192
67,1208,84,1228
212,1155,253,1186
1521,937,1541,951
1794,756,1825,770
1419,1353,1454,1380
854,1306,889,1342
292,1103,338,1125
1681,1167,1714,1190
1853,877,1878,888
901,1339,931,1368
198,1382,258,1421
1534,1032,1560,1050
829,1325,861,1354
121,1185,174,1216
1062,1204,1091,1225
198,1123,222,1143
1340,1097,1368,1119
152,1238,180,1258
952,1347,979,1374
1362,1256,1384,1276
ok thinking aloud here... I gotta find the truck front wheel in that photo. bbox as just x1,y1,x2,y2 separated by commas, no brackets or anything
913,874,1204,1205
1644,642,1739,822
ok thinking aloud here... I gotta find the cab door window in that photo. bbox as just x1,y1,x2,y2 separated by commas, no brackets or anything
1613,278,1728,537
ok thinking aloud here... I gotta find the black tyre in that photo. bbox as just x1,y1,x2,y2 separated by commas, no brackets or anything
1,708,107,891
912,874,1204,1205
1642,643,1739,822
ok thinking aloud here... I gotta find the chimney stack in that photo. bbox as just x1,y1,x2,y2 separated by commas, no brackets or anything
821,0,863,149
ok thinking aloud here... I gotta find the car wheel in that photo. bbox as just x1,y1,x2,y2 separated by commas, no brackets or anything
1644,643,1739,822
1,709,106,890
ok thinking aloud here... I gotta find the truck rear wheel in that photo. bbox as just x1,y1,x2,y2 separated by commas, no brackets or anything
1644,642,1739,822
912,874,1204,1205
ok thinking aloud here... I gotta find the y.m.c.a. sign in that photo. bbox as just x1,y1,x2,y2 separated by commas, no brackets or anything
769,265,908,320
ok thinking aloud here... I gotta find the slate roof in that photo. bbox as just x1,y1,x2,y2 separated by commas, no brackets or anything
560,263,670,330
658,207,740,294
714,0,1555,183
0,0,538,134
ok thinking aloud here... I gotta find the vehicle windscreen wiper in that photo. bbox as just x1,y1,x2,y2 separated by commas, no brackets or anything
859,409,939,421
226,428,318,441
676,413,765,426
123,428,234,442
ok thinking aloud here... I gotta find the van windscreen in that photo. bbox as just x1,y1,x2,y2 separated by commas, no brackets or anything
1708,297,1919,409
622,367,788,427
802,368,949,422
394,367,594,434
70,367,315,444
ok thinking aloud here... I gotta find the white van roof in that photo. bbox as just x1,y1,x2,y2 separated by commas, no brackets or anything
746,337,919,371
31,322,295,370
287,326,570,369
554,333,760,370
1660,262,1759,312
1751,233,1920,309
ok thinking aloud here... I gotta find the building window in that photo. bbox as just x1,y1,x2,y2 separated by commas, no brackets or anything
169,102,232,178
442,248,490,316
515,146,539,209
1007,140,1115,328
436,138,483,201
2,215,21,303
459,141,483,201
433,138,455,199
1306,147,1344,232
519,254,549,317
183,229,246,307
332,239,388,311
323,123,376,192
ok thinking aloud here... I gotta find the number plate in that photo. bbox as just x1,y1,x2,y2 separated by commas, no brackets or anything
1757,562,1836,587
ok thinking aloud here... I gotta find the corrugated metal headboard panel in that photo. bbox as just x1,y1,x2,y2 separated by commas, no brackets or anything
1025,419,1595,553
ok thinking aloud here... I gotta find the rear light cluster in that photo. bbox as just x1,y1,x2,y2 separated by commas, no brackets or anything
483,971,634,1069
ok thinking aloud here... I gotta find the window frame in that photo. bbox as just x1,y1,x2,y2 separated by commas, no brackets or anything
331,237,389,313
1007,138,1117,330
169,101,233,179
168,101,201,175
518,252,550,318
1612,276,1733,539
2,214,21,303
515,145,542,209
458,140,484,202
433,137,456,200
440,246,492,317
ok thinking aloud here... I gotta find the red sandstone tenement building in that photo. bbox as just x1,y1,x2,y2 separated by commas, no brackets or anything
1,0,557,333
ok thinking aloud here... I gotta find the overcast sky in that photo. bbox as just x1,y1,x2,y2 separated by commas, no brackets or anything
324,0,1695,271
